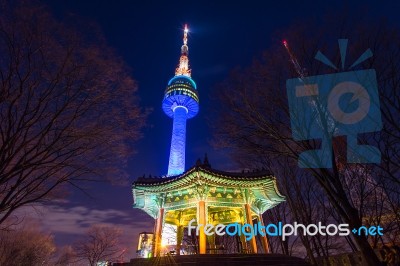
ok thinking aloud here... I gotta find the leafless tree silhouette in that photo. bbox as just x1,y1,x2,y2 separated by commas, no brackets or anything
74,225,125,266
211,16,400,265
0,225,56,265
0,1,146,225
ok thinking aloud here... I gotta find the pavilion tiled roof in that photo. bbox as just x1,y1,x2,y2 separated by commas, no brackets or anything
133,165,274,187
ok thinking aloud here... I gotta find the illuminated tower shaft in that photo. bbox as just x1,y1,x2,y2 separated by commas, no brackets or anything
162,25,199,176
168,106,187,174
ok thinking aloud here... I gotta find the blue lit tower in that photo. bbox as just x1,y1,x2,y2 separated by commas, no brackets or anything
162,24,199,176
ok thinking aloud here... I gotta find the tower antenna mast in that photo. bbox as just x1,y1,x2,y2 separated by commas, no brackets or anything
175,24,191,77
283,40,307,79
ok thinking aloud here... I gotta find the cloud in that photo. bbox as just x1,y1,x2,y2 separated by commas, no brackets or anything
14,204,154,260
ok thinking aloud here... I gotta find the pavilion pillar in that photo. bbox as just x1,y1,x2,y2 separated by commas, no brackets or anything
197,200,207,254
176,225,184,255
244,203,257,253
258,213,270,253
154,207,165,257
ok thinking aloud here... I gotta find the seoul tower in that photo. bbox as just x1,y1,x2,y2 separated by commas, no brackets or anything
162,24,199,176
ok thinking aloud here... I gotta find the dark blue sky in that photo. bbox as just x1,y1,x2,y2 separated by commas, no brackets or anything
35,0,400,259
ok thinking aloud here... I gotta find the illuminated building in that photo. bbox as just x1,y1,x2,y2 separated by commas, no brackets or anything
132,25,285,257
136,232,153,258
162,24,199,176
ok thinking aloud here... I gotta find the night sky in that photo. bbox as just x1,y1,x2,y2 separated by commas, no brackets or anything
27,0,400,259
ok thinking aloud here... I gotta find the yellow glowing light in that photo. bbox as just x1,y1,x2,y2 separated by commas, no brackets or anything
175,24,191,77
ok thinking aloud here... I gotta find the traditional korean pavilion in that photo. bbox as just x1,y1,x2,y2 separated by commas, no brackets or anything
132,25,285,257
133,160,285,256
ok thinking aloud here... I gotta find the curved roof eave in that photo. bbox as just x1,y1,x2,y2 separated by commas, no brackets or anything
133,166,285,198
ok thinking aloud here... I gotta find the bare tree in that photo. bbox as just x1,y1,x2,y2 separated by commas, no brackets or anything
55,245,77,266
0,226,56,265
74,225,125,266
0,2,146,225
211,16,400,265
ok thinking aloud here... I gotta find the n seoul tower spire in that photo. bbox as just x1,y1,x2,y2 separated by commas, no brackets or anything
162,24,199,176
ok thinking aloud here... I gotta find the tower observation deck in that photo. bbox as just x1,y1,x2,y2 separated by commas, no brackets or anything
162,24,199,176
